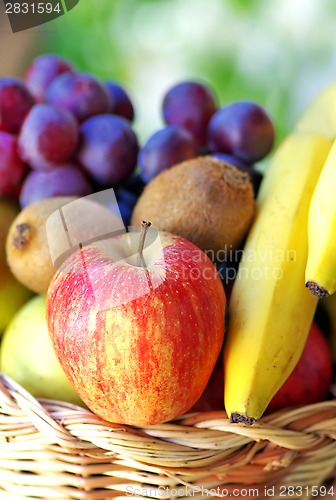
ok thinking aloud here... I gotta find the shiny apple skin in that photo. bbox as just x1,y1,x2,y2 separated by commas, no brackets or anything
46,231,225,426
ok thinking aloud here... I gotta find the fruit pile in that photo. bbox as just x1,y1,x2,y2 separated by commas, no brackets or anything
0,53,271,221
0,53,335,430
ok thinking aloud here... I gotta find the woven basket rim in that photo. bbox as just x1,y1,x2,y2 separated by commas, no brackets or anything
1,372,336,499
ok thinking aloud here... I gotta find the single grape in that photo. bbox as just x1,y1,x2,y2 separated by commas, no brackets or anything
18,104,79,170
0,78,35,134
105,81,135,122
208,101,275,163
212,152,263,197
0,132,27,196
76,114,138,186
19,162,92,208
24,53,74,102
46,72,110,122
162,80,217,147
138,125,198,183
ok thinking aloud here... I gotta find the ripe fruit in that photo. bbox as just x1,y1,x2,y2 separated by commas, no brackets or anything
6,195,120,295
266,323,333,413
105,81,135,122
6,196,78,295
0,78,35,133
19,162,92,208
46,226,225,426
18,104,79,170
46,72,110,122
305,138,336,298
0,295,84,405
76,114,139,186
24,53,74,102
0,132,27,196
162,80,217,147
138,125,198,183
223,133,332,425
208,101,275,163
132,156,255,254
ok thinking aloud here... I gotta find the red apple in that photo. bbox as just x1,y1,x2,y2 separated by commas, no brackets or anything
46,224,225,426
266,322,333,414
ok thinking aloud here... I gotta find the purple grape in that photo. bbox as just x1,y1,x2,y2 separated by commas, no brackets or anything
76,114,138,187
0,132,27,196
162,81,217,147
0,78,35,134
208,101,275,163
24,54,74,103
46,72,110,122
138,125,198,183
105,81,135,122
18,104,79,170
19,162,93,208
211,152,263,197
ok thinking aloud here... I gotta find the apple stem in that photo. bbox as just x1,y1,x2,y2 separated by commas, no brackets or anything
137,221,151,267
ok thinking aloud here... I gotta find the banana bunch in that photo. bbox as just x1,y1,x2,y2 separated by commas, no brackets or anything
223,132,332,424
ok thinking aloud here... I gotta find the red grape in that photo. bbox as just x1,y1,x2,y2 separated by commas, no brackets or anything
76,114,138,186
24,53,74,103
0,132,27,196
105,81,135,122
208,101,275,163
46,72,110,122
0,78,35,134
18,104,79,170
138,125,198,183
19,162,93,208
162,80,217,148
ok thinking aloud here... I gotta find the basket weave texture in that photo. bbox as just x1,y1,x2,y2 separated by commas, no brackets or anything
0,373,336,500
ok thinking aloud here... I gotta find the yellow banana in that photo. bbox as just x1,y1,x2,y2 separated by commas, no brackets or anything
223,132,332,425
295,83,336,138
305,139,336,298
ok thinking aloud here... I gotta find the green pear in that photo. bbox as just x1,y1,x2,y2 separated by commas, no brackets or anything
0,196,32,335
0,295,84,406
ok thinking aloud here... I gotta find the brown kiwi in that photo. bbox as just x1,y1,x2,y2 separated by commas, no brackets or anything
131,156,255,256
6,196,122,295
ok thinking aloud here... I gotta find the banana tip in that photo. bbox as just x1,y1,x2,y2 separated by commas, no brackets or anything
305,281,330,299
229,412,255,426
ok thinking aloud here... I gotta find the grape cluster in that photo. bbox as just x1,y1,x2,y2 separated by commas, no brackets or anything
0,53,275,226
140,80,274,194
0,54,139,212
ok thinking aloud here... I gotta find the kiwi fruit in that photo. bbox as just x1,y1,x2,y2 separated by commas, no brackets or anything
6,196,122,295
131,156,255,255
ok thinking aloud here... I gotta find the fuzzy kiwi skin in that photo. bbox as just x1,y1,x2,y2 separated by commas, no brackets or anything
6,197,78,295
131,156,255,255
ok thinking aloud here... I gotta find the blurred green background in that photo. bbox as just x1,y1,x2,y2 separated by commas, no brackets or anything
3,0,336,146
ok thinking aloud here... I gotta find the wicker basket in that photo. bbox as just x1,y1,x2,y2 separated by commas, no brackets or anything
0,373,336,500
